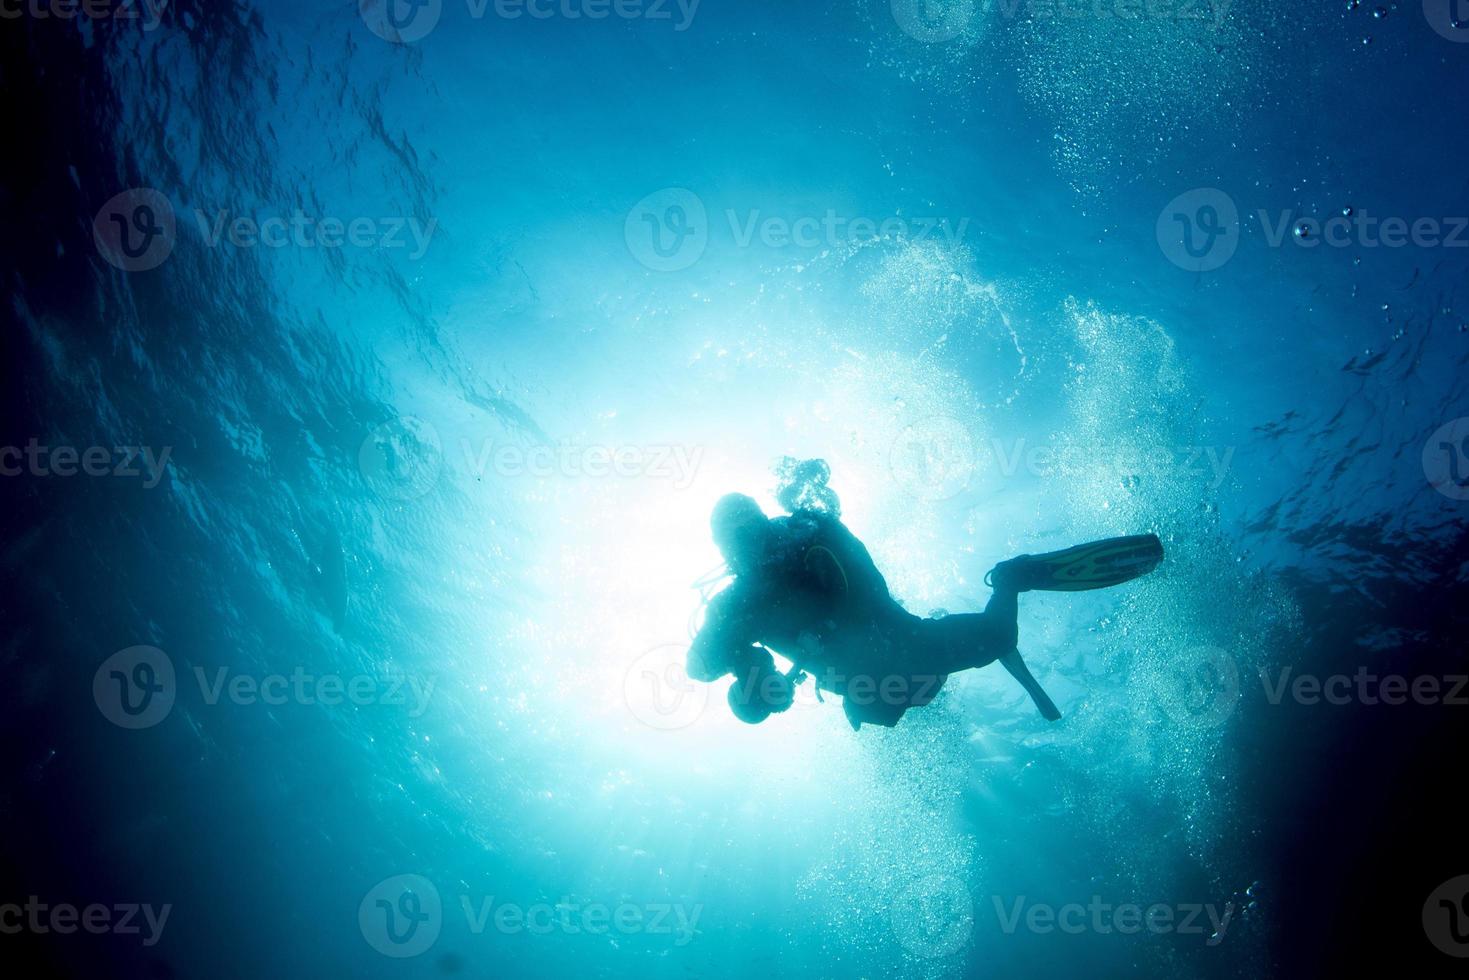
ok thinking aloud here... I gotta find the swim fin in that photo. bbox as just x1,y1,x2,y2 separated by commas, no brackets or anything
999,649,1062,722
985,534,1164,593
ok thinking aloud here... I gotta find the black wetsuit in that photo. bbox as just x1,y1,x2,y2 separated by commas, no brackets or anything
687,511,1019,728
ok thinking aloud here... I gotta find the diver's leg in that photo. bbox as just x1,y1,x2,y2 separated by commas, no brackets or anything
917,590,1062,721
985,587,1062,720
982,587,1018,651
917,597,1015,674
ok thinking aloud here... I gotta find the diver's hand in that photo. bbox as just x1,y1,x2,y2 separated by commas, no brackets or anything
787,631,826,692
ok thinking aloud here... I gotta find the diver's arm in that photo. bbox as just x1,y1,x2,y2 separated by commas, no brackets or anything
686,632,733,682
686,587,763,682
688,632,766,683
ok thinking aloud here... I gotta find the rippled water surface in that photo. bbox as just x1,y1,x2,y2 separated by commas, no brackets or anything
3,2,1468,978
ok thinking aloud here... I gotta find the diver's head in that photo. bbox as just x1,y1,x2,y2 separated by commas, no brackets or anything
710,493,770,575
727,662,795,725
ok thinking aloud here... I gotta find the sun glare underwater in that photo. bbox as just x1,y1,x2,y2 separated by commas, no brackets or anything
3,1,1469,978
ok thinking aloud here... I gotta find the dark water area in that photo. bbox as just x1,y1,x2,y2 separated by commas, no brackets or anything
3,1,1468,977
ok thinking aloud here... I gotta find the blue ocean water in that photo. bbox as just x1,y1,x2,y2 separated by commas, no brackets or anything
3,1,1468,977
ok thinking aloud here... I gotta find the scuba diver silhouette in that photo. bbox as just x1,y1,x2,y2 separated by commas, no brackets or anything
686,466,1164,730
